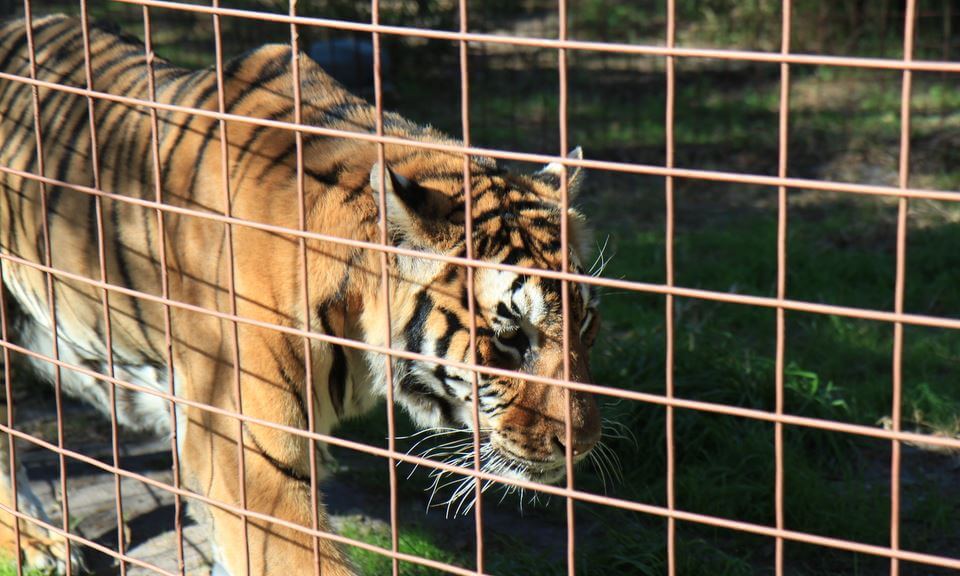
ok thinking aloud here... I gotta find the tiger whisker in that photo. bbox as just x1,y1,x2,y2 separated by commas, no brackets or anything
425,469,454,511
444,475,475,518
402,428,494,479
452,478,479,517
588,451,609,495
456,477,498,517
593,441,624,484
445,448,503,518
589,235,613,278
408,448,470,480
392,427,463,441
405,443,471,478
423,454,472,481
403,431,471,459
417,440,472,460
600,441,625,482
601,420,638,449
424,451,474,510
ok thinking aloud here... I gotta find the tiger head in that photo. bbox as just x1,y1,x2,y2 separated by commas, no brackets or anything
365,147,601,486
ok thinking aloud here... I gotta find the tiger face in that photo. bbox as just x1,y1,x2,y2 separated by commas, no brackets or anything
368,148,601,486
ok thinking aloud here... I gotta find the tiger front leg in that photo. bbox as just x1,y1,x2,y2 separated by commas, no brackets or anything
175,329,354,576
0,408,85,574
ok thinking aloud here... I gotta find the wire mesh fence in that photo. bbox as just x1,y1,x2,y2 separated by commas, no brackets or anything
0,0,958,575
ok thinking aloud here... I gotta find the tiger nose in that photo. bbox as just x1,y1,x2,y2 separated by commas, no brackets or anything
552,418,600,457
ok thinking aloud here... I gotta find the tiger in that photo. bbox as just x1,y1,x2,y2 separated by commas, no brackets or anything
0,13,602,575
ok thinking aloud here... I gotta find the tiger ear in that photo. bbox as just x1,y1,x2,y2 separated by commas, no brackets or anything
535,146,584,201
369,162,434,245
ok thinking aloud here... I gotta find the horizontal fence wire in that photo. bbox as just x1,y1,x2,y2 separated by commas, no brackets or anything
1,69,959,204
0,163,959,333
0,0,958,574
110,0,960,73
2,66,960,205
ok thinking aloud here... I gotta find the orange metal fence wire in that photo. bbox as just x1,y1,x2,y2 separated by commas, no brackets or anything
0,0,958,575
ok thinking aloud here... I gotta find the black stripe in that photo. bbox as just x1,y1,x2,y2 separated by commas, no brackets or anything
146,69,193,191
511,200,551,213
317,308,348,418
33,223,45,269
93,51,146,86
110,76,150,196
433,309,461,358
109,107,137,198
509,275,527,294
241,422,310,484
496,302,515,320
251,141,340,188
472,208,504,227
94,103,132,190
183,52,290,196
524,215,557,230
15,32,90,215
439,378,456,398
5,29,87,180
459,283,470,312
276,360,310,427
229,110,289,184
1,184,19,256
158,74,217,191
46,28,86,71
500,247,527,266
87,182,100,268
165,69,204,108
90,20,146,51
399,372,456,425
403,291,434,350
435,393,456,424
0,69,30,112
276,336,310,425
441,264,460,284
117,71,154,192
0,18,61,73
109,196,162,358
86,36,124,75
488,392,519,414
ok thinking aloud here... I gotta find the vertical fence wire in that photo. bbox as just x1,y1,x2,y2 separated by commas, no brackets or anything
140,7,187,573
0,223,22,576
210,3,251,573
370,1,402,572
774,1,791,574
287,4,323,574
77,3,128,573
556,2,576,575
891,2,917,575
19,6,73,574
456,0,487,572
663,1,677,574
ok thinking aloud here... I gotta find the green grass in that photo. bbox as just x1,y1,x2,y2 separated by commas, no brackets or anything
338,519,458,576
571,198,960,574
0,555,47,576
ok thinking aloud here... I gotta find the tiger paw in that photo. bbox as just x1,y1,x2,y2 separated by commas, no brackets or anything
7,527,85,575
